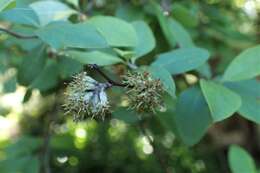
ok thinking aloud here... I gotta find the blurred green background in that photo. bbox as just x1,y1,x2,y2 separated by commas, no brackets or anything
0,0,260,173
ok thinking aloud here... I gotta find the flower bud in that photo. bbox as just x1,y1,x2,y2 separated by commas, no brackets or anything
63,72,110,121
122,71,164,113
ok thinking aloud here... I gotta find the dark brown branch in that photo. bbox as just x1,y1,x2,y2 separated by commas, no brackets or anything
137,117,171,173
88,64,127,87
0,27,38,39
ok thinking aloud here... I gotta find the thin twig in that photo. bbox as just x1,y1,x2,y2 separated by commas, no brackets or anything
88,64,127,87
0,27,38,39
137,117,171,173
40,101,59,173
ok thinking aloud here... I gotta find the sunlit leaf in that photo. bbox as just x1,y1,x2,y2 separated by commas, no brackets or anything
0,0,16,12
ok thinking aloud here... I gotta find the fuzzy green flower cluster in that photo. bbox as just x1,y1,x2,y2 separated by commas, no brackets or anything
63,72,110,121
122,71,164,113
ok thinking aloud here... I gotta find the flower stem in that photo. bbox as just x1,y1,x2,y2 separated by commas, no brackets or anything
87,64,127,87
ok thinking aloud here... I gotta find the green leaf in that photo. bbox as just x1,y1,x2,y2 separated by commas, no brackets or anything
16,0,34,7
0,155,40,173
171,3,198,28
112,107,139,124
225,80,260,123
0,7,40,27
23,156,40,173
35,22,108,49
6,136,42,158
88,16,137,47
228,145,256,173
0,0,16,12
17,45,46,86
3,74,16,93
156,95,177,133
175,86,212,146
149,65,176,99
67,50,123,66
57,56,83,79
151,2,176,47
29,0,76,26
30,59,59,92
113,48,135,60
152,47,210,75
115,3,144,22
132,21,155,60
168,18,194,48
223,45,260,82
65,0,79,8
6,25,42,51
200,79,241,122
196,63,212,79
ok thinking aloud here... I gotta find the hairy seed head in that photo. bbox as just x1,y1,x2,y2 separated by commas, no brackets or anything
63,72,110,122
122,71,164,113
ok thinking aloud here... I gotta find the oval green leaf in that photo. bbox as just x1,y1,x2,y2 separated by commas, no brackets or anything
88,16,137,47
225,80,260,123
67,50,123,66
223,45,260,82
0,7,40,27
175,86,212,146
30,0,76,26
152,47,210,75
35,22,108,49
168,18,194,48
132,20,155,60
151,2,176,47
200,79,242,122
228,145,256,173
